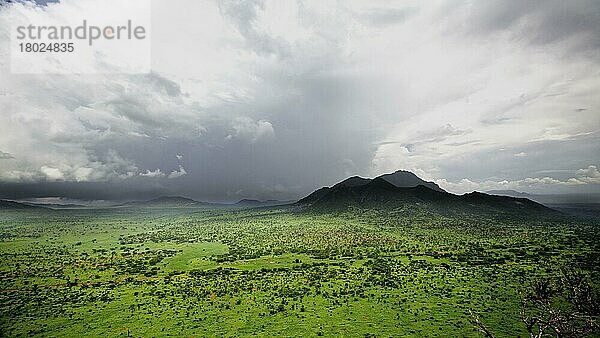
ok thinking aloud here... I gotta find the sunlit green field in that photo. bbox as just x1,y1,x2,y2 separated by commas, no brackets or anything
0,207,598,337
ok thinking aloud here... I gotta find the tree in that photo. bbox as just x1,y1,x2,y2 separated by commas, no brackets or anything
471,270,598,338
520,270,598,337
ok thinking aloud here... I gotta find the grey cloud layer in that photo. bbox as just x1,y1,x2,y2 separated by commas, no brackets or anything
0,0,599,201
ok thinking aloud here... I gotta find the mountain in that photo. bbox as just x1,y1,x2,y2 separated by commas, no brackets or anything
298,172,557,217
333,176,372,188
329,171,444,191
458,191,551,214
300,171,446,207
0,200,47,210
300,178,445,208
299,187,333,205
379,170,445,192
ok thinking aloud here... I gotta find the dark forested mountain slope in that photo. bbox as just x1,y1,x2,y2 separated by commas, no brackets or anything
298,172,558,217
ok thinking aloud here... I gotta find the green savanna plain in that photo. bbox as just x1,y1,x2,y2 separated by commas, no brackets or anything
0,206,598,337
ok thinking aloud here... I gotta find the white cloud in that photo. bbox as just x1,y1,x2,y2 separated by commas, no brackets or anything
140,169,165,178
73,167,94,182
372,142,431,178
227,117,275,143
168,165,187,179
437,164,599,194
40,166,65,181
576,165,600,184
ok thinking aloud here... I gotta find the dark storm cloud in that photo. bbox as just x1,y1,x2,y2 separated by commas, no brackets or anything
118,71,378,201
449,0,600,50
0,181,169,201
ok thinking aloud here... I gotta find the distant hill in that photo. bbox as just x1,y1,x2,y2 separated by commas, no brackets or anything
235,199,294,208
20,202,87,209
487,190,600,204
544,203,600,220
486,190,600,219
117,196,216,208
298,172,557,217
118,196,295,209
487,190,532,198
0,200,47,210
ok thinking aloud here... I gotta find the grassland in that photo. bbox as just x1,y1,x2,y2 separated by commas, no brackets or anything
0,207,598,337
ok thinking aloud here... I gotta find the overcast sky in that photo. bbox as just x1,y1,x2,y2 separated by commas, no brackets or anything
0,0,599,202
